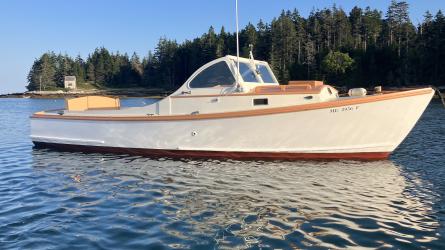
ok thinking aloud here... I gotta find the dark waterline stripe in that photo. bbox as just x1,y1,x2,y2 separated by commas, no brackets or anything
33,142,390,161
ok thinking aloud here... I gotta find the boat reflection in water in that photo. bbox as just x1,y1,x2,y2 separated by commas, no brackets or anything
29,149,442,249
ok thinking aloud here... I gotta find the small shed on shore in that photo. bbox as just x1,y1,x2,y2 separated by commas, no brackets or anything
64,76,77,90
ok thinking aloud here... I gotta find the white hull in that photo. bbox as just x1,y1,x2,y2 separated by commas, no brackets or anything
31,88,434,160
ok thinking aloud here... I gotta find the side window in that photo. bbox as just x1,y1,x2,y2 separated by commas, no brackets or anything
189,61,235,88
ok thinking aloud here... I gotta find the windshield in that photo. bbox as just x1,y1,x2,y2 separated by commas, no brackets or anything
239,62,260,83
256,64,277,83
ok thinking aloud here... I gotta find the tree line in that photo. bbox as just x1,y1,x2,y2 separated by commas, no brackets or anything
27,1,445,91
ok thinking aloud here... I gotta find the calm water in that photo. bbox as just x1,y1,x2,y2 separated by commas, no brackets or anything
0,98,445,249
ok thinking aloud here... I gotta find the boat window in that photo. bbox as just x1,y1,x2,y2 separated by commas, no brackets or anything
239,62,260,83
189,61,235,88
256,64,277,83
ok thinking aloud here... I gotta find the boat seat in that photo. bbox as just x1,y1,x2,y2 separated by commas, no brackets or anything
254,81,325,94
288,80,324,88
65,96,120,111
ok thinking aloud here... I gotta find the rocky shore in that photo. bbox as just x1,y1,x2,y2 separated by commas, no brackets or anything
0,88,172,99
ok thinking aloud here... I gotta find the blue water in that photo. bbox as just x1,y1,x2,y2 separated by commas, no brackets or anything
0,98,445,249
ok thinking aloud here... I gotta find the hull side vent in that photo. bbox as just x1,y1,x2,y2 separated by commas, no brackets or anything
253,98,268,106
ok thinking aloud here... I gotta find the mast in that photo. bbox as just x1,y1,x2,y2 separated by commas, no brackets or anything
235,0,240,88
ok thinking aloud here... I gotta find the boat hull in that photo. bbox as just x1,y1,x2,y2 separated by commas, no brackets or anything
30,88,434,161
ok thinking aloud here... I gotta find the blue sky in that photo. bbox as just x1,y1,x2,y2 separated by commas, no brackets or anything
0,0,444,94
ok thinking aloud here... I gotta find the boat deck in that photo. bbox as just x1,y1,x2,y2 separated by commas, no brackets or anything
31,88,434,121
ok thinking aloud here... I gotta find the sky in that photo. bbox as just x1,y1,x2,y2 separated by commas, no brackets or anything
0,0,444,94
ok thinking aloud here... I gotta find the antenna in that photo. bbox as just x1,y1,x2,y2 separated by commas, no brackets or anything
235,0,240,88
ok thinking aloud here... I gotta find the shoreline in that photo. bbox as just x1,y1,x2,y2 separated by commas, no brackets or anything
0,88,172,99
1,86,443,99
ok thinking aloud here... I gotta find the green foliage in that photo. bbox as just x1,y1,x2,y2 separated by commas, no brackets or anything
322,51,354,74
26,1,445,91
26,52,57,91
270,11,298,83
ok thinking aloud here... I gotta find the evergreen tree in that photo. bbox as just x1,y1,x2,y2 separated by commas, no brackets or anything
256,19,272,61
73,55,86,83
362,8,382,48
153,38,178,88
201,26,217,62
290,9,305,64
130,52,143,85
241,23,257,57
27,59,42,91
333,7,352,49
28,52,57,90
349,7,363,49
270,11,298,83
216,26,227,58
141,51,156,87
54,54,74,88
86,56,95,84
304,35,316,79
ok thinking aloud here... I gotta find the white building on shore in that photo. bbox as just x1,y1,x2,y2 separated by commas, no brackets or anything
64,76,77,90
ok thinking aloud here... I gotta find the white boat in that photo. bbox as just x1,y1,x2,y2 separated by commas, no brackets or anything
30,55,434,160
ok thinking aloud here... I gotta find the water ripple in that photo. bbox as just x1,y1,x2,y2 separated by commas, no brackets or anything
0,98,445,249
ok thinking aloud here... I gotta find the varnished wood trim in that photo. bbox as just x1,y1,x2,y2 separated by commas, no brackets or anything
171,86,326,98
31,88,433,122
33,142,390,161
254,84,324,94
288,80,324,88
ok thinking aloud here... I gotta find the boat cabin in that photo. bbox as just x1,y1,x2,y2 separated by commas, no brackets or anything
62,55,339,116
148,55,338,116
